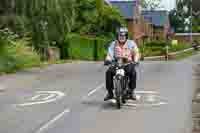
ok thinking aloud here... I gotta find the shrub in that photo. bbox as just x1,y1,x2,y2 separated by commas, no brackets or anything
169,43,191,52
145,40,169,47
140,40,191,57
62,34,111,60
0,39,41,74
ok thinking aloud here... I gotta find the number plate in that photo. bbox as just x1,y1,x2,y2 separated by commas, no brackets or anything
116,69,125,76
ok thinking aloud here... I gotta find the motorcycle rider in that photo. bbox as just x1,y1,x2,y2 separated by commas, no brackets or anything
104,27,140,101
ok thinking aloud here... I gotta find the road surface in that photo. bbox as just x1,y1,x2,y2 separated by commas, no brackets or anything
0,54,200,133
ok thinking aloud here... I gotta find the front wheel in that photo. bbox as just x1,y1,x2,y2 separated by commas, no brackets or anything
114,77,123,109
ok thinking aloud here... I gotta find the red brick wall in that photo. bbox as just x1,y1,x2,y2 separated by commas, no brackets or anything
127,20,134,38
127,19,143,45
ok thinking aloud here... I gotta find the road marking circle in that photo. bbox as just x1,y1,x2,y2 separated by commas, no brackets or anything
16,91,65,107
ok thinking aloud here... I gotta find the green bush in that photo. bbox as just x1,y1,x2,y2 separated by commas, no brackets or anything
140,40,191,57
142,47,165,57
145,40,169,47
62,34,111,60
169,43,191,52
95,37,111,60
0,39,41,74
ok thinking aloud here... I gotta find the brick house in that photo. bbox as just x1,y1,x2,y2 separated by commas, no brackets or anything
109,0,148,45
142,10,171,40
109,1,170,45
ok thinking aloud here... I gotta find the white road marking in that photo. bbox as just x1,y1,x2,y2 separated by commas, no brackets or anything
82,83,104,100
0,85,5,91
16,91,65,107
107,91,168,107
85,85,158,97
135,90,158,94
35,108,70,133
125,101,168,107
17,98,60,106
145,95,157,102
31,94,47,101
87,83,104,97
85,82,158,99
43,94,57,101
38,91,65,97
83,83,167,107
136,95,141,100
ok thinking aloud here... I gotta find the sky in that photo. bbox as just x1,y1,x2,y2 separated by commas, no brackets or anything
109,0,176,11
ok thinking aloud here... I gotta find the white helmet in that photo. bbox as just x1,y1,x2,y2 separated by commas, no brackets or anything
116,27,128,42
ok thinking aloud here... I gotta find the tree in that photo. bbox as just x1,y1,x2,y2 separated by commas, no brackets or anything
73,0,125,37
13,0,76,59
169,0,199,33
169,9,184,32
0,0,16,29
0,0,125,59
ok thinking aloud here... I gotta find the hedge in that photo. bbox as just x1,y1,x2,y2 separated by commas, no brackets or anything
62,34,111,61
140,40,192,57
61,36,192,60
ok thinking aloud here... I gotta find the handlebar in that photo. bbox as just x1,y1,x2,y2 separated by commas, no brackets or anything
104,60,139,67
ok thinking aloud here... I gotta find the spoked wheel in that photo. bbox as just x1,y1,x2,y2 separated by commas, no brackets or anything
114,78,122,109
122,76,128,104
122,97,126,104
116,97,121,109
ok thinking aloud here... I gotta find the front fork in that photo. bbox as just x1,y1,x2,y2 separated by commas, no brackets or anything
122,76,129,98
114,75,128,99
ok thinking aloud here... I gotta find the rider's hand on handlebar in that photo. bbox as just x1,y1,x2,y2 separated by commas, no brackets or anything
104,60,112,66
134,62,140,66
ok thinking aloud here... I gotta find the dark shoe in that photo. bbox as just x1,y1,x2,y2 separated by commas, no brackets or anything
127,91,137,100
104,93,114,101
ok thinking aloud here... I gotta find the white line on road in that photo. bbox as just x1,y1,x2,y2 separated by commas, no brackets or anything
135,90,159,94
87,83,104,97
82,83,104,100
31,94,47,101
43,94,57,101
125,102,168,107
0,85,5,91
83,84,159,100
35,108,70,133
17,98,59,106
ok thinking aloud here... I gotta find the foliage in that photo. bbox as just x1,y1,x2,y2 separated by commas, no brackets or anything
16,0,76,58
140,40,192,57
63,34,110,60
0,0,76,60
72,0,125,37
169,0,200,33
0,39,41,74
0,0,124,59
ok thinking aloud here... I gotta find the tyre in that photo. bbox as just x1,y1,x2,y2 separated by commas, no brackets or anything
122,97,126,104
116,98,121,109
114,77,122,109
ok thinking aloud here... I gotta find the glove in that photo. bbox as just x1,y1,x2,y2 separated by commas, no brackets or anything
135,62,140,66
104,60,112,66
